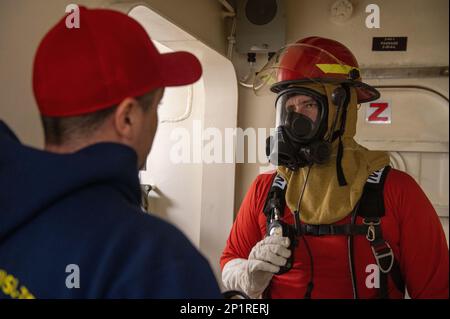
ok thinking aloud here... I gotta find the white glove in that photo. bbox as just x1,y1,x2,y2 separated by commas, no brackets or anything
222,236,291,298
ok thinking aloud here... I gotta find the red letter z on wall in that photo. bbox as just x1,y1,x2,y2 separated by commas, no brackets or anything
368,103,389,122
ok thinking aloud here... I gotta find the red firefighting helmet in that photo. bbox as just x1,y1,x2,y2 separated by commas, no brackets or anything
254,36,379,103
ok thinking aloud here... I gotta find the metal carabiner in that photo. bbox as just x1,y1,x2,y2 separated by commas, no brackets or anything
366,225,376,242
363,218,380,242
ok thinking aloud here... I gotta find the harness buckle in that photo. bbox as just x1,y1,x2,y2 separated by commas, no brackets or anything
371,241,394,274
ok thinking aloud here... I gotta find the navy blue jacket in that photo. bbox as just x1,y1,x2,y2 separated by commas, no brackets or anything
0,121,221,298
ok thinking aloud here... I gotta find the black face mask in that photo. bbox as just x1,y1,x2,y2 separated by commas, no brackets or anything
266,124,331,171
266,89,331,170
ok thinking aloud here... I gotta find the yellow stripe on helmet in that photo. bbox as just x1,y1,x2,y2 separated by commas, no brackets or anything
316,64,359,75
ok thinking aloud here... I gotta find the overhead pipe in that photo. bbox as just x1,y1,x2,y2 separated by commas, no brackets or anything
218,0,237,60
218,0,235,15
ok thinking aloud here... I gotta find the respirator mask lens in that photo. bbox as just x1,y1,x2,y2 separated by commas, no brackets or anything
276,91,323,140
266,89,330,169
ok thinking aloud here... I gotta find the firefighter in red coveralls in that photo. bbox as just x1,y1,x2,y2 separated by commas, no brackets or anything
220,37,449,299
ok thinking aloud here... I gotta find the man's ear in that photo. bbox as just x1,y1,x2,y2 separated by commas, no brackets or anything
113,97,139,140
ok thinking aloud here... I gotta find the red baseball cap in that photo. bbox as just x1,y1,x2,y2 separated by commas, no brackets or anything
33,6,202,117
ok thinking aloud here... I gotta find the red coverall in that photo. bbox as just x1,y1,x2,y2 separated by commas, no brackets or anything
221,169,449,298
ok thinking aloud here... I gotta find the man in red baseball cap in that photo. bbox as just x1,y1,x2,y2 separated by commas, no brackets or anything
0,7,222,298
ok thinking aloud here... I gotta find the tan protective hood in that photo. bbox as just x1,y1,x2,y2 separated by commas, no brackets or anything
277,83,389,225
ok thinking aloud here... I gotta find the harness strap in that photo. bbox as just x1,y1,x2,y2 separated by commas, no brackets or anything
358,168,405,298
299,218,405,297
364,217,405,297
300,223,369,236
390,262,405,295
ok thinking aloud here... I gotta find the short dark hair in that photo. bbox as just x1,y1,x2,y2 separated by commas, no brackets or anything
41,91,158,145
